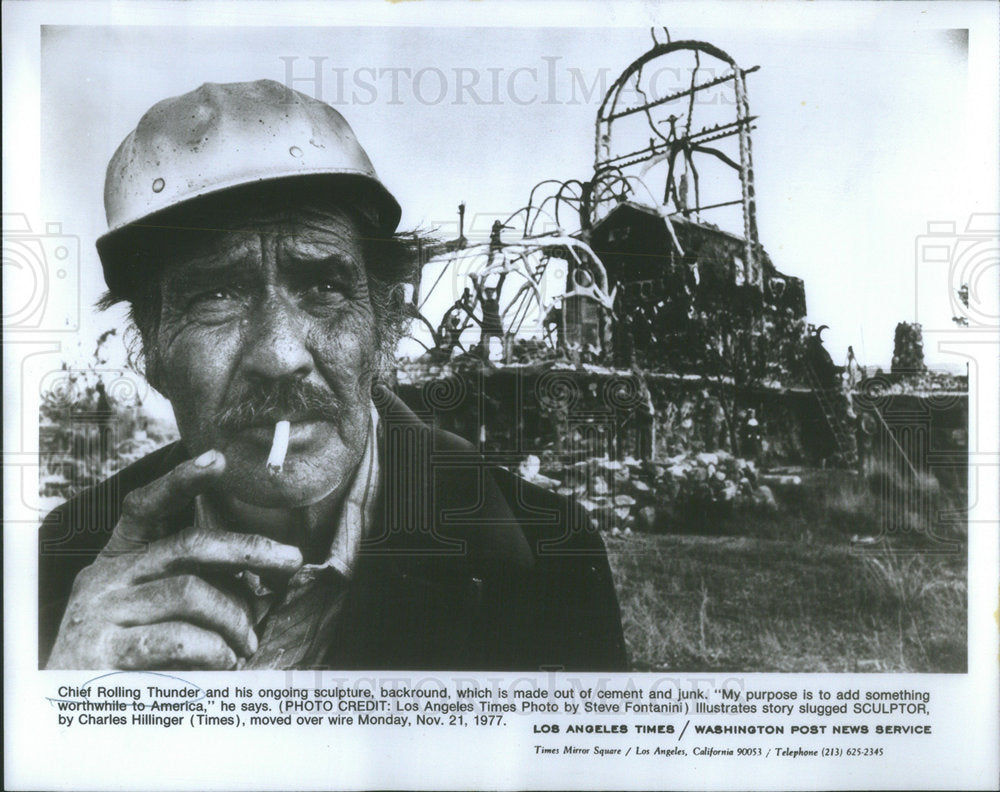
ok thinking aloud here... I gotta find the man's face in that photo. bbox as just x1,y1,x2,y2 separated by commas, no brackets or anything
153,203,378,508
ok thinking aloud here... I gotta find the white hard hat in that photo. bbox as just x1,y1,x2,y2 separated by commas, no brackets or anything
97,79,401,292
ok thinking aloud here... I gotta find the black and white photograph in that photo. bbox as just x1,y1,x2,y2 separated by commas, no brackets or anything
5,2,999,790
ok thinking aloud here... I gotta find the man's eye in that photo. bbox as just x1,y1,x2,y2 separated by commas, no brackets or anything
185,288,241,312
307,280,348,298
197,288,236,302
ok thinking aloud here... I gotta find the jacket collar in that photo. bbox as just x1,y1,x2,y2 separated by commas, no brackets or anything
361,384,535,583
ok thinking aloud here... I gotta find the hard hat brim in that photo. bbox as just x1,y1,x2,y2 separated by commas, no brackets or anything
96,173,402,297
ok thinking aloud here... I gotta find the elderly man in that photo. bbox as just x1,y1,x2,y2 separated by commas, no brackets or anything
39,80,626,671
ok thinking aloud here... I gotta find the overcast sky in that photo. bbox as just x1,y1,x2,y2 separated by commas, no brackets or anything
31,8,998,397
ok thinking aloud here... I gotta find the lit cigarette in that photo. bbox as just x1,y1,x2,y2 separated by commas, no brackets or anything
266,420,290,475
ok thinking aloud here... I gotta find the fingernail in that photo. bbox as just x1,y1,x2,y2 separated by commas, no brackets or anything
194,450,218,468
248,630,259,654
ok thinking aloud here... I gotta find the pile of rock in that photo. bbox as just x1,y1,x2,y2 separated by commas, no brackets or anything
518,454,645,535
657,450,760,505
517,449,776,535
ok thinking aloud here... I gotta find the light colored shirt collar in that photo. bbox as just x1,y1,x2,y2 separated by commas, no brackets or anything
292,400,380,581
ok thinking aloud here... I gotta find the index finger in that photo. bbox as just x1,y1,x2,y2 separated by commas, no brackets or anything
133,527,304,582
108,450,227,550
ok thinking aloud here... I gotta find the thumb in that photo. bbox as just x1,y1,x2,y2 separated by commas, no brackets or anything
106,449,227,552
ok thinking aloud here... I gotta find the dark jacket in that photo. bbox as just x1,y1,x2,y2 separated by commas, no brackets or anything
39,389,627,671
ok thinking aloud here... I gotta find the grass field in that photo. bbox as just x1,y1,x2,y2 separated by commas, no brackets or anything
605,469,967,673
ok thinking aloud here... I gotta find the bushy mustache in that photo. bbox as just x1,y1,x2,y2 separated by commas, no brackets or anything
214,379,342,432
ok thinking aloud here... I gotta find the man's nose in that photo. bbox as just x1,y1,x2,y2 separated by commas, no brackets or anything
241,295,314,382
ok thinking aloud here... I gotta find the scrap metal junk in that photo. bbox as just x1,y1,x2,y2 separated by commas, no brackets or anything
399,32,807,376
403,222,616,364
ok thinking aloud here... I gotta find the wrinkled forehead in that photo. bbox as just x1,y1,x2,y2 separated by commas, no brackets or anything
154,194,369,269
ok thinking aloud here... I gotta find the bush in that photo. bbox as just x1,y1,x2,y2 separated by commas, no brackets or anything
38,334,176,507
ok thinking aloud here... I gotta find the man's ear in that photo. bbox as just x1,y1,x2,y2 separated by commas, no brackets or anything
146,360,170,399
149,377,169,399
136,337,169,399
385,281,411,323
